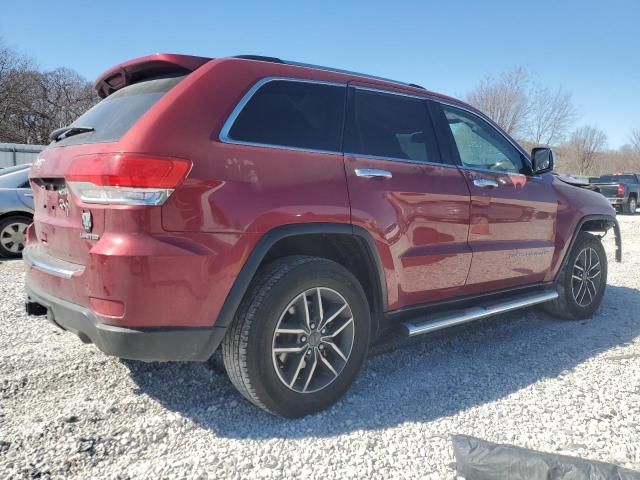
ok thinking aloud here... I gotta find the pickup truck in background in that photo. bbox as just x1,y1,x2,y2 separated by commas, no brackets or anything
592,173,640,215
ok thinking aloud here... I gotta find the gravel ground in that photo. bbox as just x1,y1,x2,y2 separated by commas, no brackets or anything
1,216,639,479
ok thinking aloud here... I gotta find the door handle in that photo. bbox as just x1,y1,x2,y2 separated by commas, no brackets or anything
354,168,392,179
473,178,498,188
23,192,33,197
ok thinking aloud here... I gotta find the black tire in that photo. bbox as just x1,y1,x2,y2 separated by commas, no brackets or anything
222,255,371,418
544,232,607,320
623,196,637,215
0,215,31,258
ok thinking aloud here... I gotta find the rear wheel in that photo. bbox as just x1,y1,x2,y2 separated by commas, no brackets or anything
0,215,31,258
544,232,607,320
623,196,637,215
222,255,370,417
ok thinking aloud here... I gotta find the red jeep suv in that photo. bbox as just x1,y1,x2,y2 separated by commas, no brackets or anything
24,54,621,417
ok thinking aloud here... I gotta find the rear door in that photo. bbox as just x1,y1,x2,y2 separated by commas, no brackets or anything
344,85,472,309
433,102,557,293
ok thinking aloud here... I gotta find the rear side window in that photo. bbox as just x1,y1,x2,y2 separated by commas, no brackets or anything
226,80,346,152
344,88,438,163
56,76,185,146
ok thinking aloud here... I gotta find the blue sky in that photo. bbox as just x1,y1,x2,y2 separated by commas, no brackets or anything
2,0,638,148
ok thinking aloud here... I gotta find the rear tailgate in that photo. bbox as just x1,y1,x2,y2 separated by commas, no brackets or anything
28,69,198,265
592,183,621,197
29,146,105,265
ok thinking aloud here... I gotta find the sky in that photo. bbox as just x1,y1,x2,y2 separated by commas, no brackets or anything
1,0,638,148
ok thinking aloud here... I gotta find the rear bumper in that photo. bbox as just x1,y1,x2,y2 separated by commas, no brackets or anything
25,279,227,362
605,197,624,205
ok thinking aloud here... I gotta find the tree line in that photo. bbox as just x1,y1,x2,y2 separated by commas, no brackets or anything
0,39,98,145
1,39,638,176
465,67,640,176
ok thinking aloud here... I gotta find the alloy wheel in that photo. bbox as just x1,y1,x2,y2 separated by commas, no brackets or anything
571,247,602,307
272,287,355,393
0,222,28,254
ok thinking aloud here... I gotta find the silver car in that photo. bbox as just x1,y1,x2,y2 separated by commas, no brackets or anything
0,164,33,258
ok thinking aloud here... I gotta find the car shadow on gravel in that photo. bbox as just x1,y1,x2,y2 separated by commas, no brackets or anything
124,285,640,439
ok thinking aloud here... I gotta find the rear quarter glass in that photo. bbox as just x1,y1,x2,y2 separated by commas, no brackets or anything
54,75,186,147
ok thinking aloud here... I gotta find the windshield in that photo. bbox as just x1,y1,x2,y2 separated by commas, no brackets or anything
55,75,185,146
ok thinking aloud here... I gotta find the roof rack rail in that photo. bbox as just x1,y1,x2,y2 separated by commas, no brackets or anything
233,55,284,63
286,60,425,90
232,55,426,90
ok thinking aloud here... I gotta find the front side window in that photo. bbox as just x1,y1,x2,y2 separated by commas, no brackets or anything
442,105,525,173
344,89,438,163
227,80,345,152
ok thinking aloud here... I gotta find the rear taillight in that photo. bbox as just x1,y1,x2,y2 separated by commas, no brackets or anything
66,153,191,206
617,184,625,196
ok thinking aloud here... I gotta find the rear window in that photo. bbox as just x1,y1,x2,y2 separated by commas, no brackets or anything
226,80,346,152
56,76,185,146
597,175,636,183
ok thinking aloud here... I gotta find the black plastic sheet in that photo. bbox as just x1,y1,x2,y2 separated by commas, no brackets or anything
453,434,640,480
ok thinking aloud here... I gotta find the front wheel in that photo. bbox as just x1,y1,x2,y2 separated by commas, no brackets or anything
222,256,371,417
544,232,607,320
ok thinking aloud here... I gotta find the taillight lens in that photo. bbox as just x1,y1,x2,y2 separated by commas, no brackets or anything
617,184,625,196
66,153,191,206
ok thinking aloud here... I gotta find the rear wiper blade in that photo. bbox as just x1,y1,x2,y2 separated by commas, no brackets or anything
49,126,95,142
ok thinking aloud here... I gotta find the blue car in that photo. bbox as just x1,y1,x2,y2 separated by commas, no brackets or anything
0,164,33,258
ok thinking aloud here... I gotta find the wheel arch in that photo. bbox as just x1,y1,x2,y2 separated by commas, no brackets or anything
556,214,621,282
0,211,33,223
214,223,388,333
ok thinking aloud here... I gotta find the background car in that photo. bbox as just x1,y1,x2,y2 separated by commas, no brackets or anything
0,164,33,258
591,173,640,214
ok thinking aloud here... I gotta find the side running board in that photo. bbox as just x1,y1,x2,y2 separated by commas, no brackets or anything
402,290,558,337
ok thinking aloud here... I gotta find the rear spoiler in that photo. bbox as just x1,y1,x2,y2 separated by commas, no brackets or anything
94,53,212,98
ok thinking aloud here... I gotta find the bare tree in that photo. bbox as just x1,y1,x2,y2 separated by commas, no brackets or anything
0,38,98,144
567,125,607,175
0,39,35,142
466,67,531,137
630,129,640,153
526,86,578,145
17,68,97,144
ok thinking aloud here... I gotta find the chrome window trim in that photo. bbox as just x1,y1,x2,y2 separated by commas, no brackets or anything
433,99,533,171
351,85,429,101
344,152,456,169
457,165,528,176
219,77,346,155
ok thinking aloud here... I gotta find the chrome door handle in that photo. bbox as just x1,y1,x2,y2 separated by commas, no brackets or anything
23,192,33,197
473,178,498,188
354,168,392,179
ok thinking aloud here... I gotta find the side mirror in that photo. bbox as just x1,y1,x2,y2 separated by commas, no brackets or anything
531,147,554,174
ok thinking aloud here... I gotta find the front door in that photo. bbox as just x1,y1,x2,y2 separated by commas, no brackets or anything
344,85,472,310
435,102,557,294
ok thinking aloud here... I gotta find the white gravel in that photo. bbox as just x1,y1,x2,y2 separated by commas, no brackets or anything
1,217,639,479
